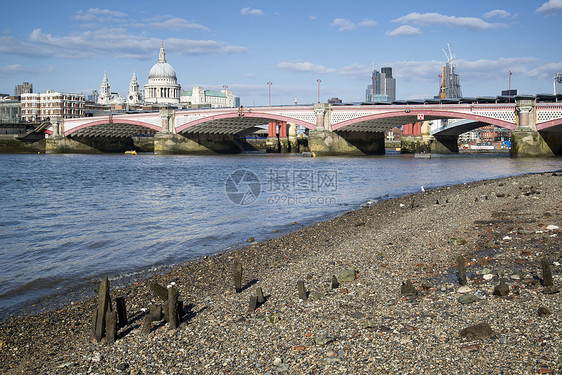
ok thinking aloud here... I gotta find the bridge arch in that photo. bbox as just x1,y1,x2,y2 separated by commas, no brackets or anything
537,118,562,131
331,109,517,132
175,110,316,134
65,119,161,136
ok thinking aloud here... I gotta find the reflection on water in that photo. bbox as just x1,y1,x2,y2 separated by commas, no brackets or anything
1,152,561,318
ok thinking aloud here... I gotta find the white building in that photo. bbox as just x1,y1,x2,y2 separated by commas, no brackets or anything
97,72,124,106
144,42,181,105
180,86,239,108
21,91,85,122
127,71,142,107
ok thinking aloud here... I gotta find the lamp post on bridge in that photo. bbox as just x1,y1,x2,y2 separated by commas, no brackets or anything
317,79,321,103
267,82,272,107
508,71,512,103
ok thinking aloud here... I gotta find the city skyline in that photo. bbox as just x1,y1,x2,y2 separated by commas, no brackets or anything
0,0,561,106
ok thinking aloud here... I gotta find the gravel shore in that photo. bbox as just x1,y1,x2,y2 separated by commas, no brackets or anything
1,172,561,374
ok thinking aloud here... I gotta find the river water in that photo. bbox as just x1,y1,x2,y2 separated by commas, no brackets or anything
1,152,561,319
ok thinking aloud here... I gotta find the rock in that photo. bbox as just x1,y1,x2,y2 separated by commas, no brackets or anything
421,281,433,290
546,225,559,230
309,291,326,301
337,269,357,283
510,274,521,280
460,322,495,339
483,273,494,280
401,280,417,295
493,283,510,297
246,237,255,242
458,294,479,304
315,332,336,346
364,319,377,329
538,307,552,317
450,238,467,246
273,358,283,366
457,285,472,294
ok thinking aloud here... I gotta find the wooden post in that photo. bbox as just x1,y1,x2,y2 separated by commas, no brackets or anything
142,314,152,334
541,259,553,286
149,303,162,321
256,287,265,304
297,280,307,302
234,261,243,293
115,297,127,328
248,296,258,312
331,275,340,289
94,277,112,342
168,285,179,330
105,311,118,345
457,255,467,285
149,282,169,302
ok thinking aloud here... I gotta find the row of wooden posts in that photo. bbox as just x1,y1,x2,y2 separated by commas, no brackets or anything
92,257,556,344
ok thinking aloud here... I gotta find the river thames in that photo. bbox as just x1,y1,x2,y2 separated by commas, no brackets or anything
1,152,562,319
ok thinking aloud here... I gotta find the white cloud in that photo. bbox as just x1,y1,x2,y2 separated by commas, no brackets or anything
241,8,263,16
331,18,377,31
331,18,356,31
393,12,506,30
277,61,335,74
309,15,317,20
358,19,378,27
483,9,511,19
72,8,128,22
386,25,421,37
12,28,248,59
536,0,562,15
0,64,54,76
148,17,209,31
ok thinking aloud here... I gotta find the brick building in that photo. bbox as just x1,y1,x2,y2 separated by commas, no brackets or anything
21,91,85,122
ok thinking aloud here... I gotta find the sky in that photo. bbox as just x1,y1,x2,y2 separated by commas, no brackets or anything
0,0,561,106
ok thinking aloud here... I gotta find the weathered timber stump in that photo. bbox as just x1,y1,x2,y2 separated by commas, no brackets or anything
457,255,467,285
233,261,243,293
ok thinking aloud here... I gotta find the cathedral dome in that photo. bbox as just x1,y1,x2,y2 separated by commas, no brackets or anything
148,62,177,81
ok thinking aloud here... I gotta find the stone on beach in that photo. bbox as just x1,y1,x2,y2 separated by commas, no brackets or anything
460,322,495,339
336,269,357,283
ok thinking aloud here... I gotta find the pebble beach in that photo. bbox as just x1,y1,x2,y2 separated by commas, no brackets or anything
1,171,561,374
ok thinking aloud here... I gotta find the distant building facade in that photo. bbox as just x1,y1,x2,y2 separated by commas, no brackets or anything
21,90,85,122
555,72,562,95
0,97,21,123
14,82,33,97
365,67,396,103
180,86,239,108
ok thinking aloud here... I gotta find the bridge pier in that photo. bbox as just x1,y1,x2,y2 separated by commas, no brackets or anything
431,134,459,153
510,98,562,157
154,132,241,155
308,129,385,155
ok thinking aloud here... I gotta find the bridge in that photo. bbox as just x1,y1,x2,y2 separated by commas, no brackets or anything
49,96,562,157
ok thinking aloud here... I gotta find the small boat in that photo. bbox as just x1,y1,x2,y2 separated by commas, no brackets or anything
301,152,316,157
414,153,432,159
125,150,137,155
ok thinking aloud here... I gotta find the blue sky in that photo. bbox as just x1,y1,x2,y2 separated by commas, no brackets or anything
0,0,561,106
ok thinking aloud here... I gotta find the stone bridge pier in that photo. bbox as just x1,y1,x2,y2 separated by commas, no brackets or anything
511,99,562,157
154,107,241,154
308,103,385,155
